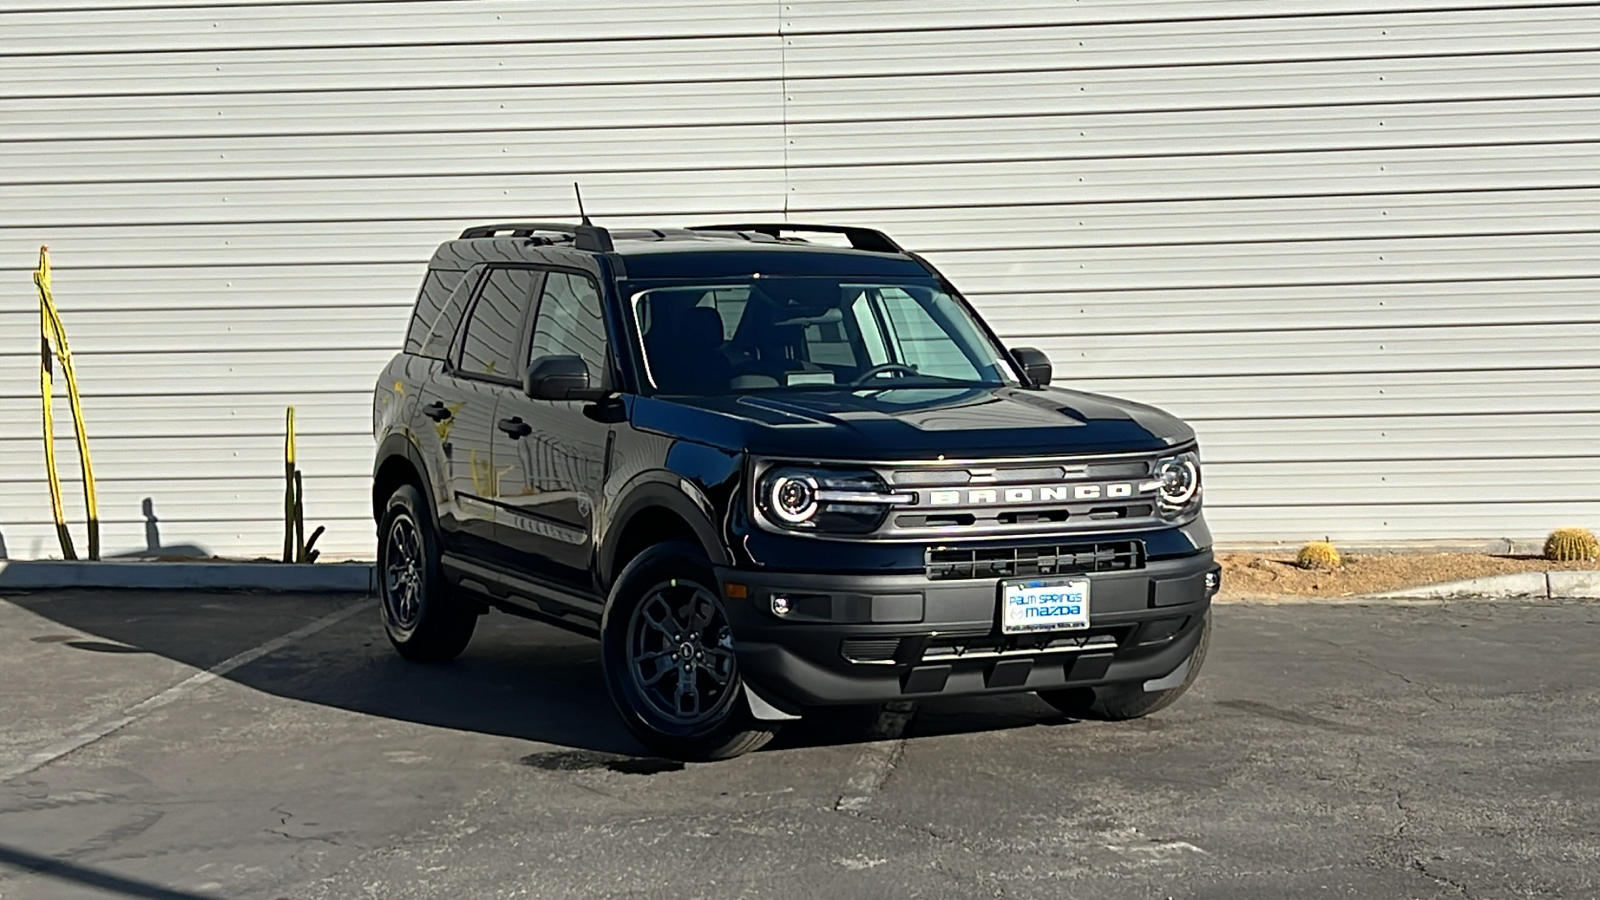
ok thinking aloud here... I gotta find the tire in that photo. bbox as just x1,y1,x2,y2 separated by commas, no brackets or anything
377,483,477,663
600,541,777,761
1039,611,1210,721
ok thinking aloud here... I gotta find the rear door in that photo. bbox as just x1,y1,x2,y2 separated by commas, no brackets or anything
491,269,613,604
430,265,542,557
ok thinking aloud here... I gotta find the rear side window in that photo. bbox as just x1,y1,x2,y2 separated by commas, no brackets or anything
404,268,467,358
458,267,538,381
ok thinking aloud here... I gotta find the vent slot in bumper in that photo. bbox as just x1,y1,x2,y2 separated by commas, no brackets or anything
925,540,1145,581
920,631,1121,663
840,637,902,665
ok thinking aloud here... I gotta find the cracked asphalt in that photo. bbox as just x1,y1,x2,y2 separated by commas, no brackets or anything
1,590,1597,899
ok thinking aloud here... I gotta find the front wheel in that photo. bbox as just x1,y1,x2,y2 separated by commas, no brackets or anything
601,542,777,761
1039,611,1210,720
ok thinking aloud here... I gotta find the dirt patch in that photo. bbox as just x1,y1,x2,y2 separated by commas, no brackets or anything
1218,551,1600,600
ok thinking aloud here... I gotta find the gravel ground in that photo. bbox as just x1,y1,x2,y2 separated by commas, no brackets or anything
1220,551,1600,599
2,590,1598,899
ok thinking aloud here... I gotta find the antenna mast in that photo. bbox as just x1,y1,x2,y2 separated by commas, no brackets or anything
574,182,591,225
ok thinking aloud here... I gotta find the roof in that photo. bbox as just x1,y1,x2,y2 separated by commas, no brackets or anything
440,222,936,280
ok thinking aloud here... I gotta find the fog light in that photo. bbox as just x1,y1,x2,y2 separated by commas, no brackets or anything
1204,570,1221,594
771,596,792,616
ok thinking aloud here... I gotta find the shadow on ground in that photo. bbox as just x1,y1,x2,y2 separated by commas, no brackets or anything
5,590,1068,760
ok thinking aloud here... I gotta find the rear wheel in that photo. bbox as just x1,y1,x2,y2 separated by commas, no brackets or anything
378,484,476,663
1039,612,1210,720
601,542,777,761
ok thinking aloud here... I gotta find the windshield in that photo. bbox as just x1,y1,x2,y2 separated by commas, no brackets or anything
627,278,1017,395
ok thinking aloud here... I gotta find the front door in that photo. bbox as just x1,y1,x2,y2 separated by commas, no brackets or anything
437,265,541,556
492,269,613,606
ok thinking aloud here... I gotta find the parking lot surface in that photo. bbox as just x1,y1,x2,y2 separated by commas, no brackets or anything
1,590,1596,900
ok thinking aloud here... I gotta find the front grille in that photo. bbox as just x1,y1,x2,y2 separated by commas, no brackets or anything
925,540,1145,581
864,450,1178,540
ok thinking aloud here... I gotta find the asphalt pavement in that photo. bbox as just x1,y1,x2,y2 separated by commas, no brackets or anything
1,590,1596,899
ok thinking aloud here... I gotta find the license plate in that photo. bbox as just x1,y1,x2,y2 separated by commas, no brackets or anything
1001,578,1090,634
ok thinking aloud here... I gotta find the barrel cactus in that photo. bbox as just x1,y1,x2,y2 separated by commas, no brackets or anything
1544,528,1599,562
1296,541,1343,570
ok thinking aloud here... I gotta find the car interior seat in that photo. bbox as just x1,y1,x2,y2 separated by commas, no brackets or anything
645,303,733,394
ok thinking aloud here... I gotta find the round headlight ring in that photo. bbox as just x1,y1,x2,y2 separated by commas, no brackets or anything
1157,455,1200,507
767,473,819,525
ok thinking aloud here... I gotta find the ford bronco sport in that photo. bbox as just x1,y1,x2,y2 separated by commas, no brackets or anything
372,221,1218,760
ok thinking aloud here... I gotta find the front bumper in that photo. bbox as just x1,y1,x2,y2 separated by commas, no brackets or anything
717,549,1218,708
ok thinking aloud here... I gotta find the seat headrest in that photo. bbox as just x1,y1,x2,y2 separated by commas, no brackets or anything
677,306,725,349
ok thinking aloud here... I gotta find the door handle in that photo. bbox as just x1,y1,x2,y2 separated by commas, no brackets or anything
497,416,533,439
422,401,452,422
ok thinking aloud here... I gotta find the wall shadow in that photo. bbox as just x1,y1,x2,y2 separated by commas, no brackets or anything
103,498,209,560
5,590,1067,760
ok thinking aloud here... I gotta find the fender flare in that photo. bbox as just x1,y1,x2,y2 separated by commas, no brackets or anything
373,431,440,529
600,474,732,586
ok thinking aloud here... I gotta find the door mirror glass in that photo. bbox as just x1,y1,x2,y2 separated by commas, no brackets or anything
1009,346,1052,387
526,354,603,401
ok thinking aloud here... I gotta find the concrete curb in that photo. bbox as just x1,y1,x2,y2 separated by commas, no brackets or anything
1373,570,1600,601
0,560,375,593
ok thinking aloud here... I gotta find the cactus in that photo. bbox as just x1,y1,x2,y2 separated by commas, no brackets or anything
1544,528,1599,562
1296,541,1343,570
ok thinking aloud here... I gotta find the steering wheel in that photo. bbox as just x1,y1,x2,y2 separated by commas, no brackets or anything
851,363,918,386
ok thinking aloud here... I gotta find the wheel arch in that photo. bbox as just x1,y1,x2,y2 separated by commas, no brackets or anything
601,477,731,590
373,433,438,528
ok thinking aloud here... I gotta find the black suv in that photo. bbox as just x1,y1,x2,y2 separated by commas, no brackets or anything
372,221,1218,760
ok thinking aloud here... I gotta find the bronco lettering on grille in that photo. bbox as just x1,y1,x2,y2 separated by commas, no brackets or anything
928,483,1142,506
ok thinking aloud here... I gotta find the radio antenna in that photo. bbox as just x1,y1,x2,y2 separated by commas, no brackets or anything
574,182,592,226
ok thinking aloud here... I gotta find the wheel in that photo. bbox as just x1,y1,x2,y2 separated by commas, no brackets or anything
377,483,477,663
1039,611,1210,720
601,541,777,761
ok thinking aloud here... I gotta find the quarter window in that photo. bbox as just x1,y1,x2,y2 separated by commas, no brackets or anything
459,267,537,380
404,268,468,359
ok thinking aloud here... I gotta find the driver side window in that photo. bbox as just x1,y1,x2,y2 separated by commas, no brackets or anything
529,271,608,382
877,288,983,380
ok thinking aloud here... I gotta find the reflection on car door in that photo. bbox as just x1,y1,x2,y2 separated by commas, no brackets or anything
431,266,541,558
492,270,612,607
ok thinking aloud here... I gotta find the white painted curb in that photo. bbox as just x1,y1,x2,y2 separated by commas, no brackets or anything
1373,570,1600,601
1548,570,1600,600
0,561,375,593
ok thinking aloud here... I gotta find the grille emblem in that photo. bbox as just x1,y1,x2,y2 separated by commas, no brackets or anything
928,482,1141,506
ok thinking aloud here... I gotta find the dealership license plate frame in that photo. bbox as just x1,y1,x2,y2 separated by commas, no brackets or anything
1000,577,1091,634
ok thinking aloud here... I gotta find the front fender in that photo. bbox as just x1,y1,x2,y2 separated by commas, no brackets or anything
601,474,733,586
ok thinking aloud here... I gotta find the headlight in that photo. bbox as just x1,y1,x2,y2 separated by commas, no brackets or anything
755,465,914,535
1152,451,1202,517
766,473,820,524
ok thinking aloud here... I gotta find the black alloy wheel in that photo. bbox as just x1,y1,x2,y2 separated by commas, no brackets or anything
377,484,476,663
601,542,777,761
626,579,739,728
382,512,425,631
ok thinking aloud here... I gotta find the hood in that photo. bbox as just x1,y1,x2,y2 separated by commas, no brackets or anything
630,385,1194,460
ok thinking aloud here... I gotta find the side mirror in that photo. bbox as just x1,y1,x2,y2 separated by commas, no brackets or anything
526,355,604,401
1009,347,1053,387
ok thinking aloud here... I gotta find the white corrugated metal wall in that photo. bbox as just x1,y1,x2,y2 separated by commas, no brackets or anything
2,0,1597,560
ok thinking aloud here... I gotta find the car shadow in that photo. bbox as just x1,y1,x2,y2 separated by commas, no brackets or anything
5,590,1071,761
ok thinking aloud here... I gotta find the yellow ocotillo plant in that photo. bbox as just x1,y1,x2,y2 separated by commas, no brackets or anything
34,246,100,561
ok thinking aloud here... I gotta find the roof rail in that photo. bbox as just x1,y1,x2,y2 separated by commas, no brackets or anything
688,223,904,254
459,221,614,253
